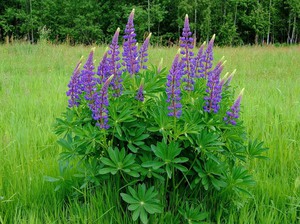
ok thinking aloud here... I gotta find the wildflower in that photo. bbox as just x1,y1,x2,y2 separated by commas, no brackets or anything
123,9,139,75
80,48,97,100
224,69,236,87
203,60,225,113
224,88,244,125
138,33,151,70
97,50,109,84
198,35,215,78
89,75,114,129
108,28,123,97
180,14,195,91
195,43,205,78
66,57,83,107
166,53,182,118
136,78,144,102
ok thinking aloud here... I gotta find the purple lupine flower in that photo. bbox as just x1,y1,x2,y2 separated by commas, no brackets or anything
166,53,182,118
180,14,195,91
224,69,236,87
89,75,114,129
97,50,110,84
203,61,224,113
108,28,123,97
66,57,83,107
198,35,215,79
224,88,244,125
80,48,97,101
138,33,151,70
122,9,139,75
136,79,144,102
194,43,205,78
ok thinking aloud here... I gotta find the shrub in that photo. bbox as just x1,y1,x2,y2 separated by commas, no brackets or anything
53,9,267,223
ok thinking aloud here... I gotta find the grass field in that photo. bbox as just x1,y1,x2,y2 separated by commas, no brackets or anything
0,43,299,223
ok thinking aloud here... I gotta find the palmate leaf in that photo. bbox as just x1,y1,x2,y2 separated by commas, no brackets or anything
150,141,188,178
246,139,269,160
179,202,208,224
224,166,256,196
99,147,140,177
120,184,163,224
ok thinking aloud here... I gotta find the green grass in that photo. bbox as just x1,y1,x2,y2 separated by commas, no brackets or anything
0,43,299,223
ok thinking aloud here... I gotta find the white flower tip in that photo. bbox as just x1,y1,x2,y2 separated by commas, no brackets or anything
212,34,216,40
91,47,96,52
239,88,245,96
223,72,229,79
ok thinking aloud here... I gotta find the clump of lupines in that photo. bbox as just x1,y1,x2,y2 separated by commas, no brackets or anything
123,9,139,75
203,60,225,113
166,53,182,118
89,75,114,129
180,14,195,91
66,57,82,107
108,28,123,97
80,48,97,100
138,33,152,70
224,88,244,125
65,10,243,130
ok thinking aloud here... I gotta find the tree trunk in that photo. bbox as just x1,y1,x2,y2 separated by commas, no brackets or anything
255,34,258,45
267,0,272,45
291,16,296,44
194,0,197,47
147,0,151,33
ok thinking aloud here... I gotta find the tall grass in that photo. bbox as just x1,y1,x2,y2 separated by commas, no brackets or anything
0,43,299,223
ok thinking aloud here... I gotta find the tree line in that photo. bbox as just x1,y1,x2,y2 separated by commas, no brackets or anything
0,0,299,46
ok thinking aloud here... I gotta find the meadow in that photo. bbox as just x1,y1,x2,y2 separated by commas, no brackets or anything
0,43,299,223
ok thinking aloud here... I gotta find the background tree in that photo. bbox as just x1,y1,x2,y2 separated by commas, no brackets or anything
0,0,299,45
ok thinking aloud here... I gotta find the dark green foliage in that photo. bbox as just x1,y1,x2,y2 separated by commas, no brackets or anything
0,0,299,45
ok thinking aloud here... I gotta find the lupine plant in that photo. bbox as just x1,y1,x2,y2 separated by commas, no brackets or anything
54,10,267,223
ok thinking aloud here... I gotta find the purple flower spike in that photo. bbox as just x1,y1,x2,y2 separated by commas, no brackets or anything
66,57,83,107
195,43,205,78
180,14,195,91
138,33,151,70
224,88,244,125
166,53,183,118
199,34,215,78
80,48,97,101
89,75,114,129
97,50,109,84
224,69,236,87
123,9,139,75
136,79,145,102
203,60,224,113
108,28,123,97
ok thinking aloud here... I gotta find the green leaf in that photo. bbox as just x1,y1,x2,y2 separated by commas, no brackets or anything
120,193,139,204
99,167,117,175
128,143,138,153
